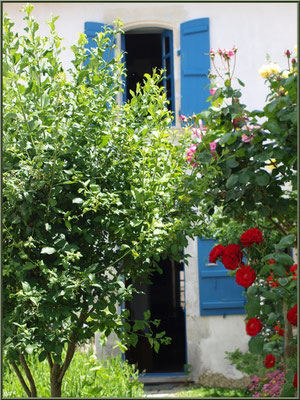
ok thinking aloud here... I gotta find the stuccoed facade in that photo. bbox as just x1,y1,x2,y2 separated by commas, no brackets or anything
4,1,297,386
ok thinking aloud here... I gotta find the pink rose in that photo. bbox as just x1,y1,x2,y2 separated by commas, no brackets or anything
180,114,188,122
192,128,202,139
241,133,255,143
227,50,235,57
209,141,217,159
187,144,198,167
210,87,217,96
209,142,217,152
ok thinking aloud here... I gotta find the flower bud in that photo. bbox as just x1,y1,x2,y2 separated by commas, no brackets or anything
292,58,296,64
285,49,291,57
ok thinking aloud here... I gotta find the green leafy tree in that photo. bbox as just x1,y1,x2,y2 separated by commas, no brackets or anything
2,5,217,397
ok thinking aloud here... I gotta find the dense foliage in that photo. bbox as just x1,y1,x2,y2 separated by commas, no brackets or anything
2,5,216,397
182,46,298,396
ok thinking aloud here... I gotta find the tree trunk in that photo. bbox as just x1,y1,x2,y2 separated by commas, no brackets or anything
50,363,62,397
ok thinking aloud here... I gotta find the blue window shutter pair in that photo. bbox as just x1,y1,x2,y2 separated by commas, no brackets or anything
180,18,210,118
198,238,246,316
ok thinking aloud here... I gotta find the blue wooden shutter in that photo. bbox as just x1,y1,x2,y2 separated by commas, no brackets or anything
84,21,113,63
198,238,246,316
180,18,210,118
161,30,175,118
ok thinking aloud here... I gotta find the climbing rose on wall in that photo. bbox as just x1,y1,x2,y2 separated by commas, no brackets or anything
240,228,263,247
235,265,256,288
209,244,226,263
246,318,263,336
264,354,276,368
287,304,297,326
222,244,243,270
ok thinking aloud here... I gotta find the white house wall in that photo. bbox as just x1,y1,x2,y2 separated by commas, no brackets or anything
4,1,297,386
4,2,297,120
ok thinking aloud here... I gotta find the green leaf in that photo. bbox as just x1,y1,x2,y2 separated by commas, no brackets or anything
248,336,264,354
144,310,151,320
244,298,260,318
41,247,56,255
154,341,160,353
72,197,84,204
255,171,270,186
129,333,138,347
274,253,294,266
65,220,71,230
38,350,48,362
272,263,288,277
219,133,232,145
237,78,245,87
133,320,145,332
25,345,34,355
226,158,239,168
23,262,35,271
4,112,17,120
226,174,238,188
275,234,296,250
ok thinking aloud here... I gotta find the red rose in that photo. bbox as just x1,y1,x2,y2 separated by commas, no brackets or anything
287,304,297,326
222,244,243,270
266,272,279,287
278,328,285,336
293,372,297,388
209,244,226,263
240,228,263,247
268,259,276,265
235,265,256,288
246,318,263,336
290,264,297,274
264,354,276,368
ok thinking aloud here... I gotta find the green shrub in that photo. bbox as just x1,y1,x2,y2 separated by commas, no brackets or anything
3,350,144,397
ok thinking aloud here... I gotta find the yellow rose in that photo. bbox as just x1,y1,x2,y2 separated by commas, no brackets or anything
259,63,281,79
267,159,277,171
282,70,289,79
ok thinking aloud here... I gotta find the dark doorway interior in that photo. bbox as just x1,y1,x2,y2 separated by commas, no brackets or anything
125,259,186,373
124,33,162,101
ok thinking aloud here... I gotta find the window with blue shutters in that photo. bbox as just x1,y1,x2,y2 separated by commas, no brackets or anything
198,238,246,316
180,18,210,118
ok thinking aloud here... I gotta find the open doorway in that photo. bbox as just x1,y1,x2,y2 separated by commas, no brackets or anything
123,28,175,113
125,259,186,373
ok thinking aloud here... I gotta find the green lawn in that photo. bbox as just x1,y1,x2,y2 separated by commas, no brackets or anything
175,385,247,397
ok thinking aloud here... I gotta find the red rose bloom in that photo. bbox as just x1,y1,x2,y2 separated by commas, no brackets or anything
240,228,263,247
266,272,279,287
274,325,285,336
293,372,297,388
209,244,226,263
264,354,276,368
235,265,256,288
246,318,263,336
290,264,297,274
222,244,243,270
287,304,297,326
268,259,276,265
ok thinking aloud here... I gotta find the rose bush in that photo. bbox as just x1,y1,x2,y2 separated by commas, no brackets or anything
185,45,297,395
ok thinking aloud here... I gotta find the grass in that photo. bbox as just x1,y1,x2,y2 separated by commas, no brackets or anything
175,385,247,397
3,351,144,398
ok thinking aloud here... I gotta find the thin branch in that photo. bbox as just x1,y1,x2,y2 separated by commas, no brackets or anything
11,361,31,397
47,352,53,370
19,354,37,397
